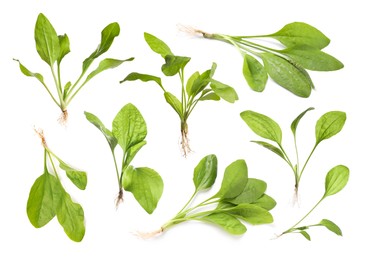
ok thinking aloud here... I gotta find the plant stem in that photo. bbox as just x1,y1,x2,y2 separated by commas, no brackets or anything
47,151,60,181
50,65,65,109
177,191,197,215
298,143,318,183
111,151,121,190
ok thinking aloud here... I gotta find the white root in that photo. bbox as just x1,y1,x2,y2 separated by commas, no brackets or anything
133,228,163,240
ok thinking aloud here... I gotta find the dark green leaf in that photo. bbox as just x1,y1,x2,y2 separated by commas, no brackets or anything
269,22,330,49
291,107,315,136
57,34,70,65
59,161,87,190
280,46,344,71
251,141,285,160
186,71,200,96
112,103,147,152
34,13,60,66
261,53,312,98
57,189,85,242
227,204,273,225
27,171,62,228
161,55,191,76
242,54,268,92
228,178,267,205
215,160,248,199
252,194,277,210
299,230,311,241
210,79,238,103
319,219,342,236
122,166,164,214
84,111,117,151
200,213,247,235
14,59,46,85
120,72,163,88
125,141,147,168
240,110,282,144
193,154,218,192
164,92,183,117
82,22,120,73
315,111,346,145
85,57,134,84
144,32,173,58
324,165,349,198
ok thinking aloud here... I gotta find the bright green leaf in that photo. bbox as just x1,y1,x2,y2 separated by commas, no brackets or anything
120,72,163,88
125,141,147,168
193,154,218,192
251,141,285,160
123,166,164,214
300,230,311,241
186,71,200,96
240,110,282,144
144,32,173,58
315,111,346,145
252,194,277,210
242,54,268,92
201,213,247,235
59,161,87,190
112,103,147,152
161,55,191,76
164,92,183,117
291,107,315,136
324,165,349,198
58,34,70,65
227,203,273,225
319,219,342,236
200,92,220,101
210,79,238,103
14,59,46,86
228,178,267,205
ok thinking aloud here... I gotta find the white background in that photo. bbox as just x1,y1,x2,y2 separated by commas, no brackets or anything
1,0,365,259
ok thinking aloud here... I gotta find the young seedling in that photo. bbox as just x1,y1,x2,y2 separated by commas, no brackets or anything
138,155,276,238
27,130,87,242
120,33,238,156
15,13,133,122
85,103,163,214
279,165,349,240
240,108,346,201
189,22,343,97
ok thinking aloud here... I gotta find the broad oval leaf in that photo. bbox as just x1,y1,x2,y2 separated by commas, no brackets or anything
201,212,246,235
125,141,147,168
57,190,85,242
120,72,163,88
164,92,183,117
215,160,248,200
324,165,349,198
144,32,173,58
252,194,277,210
242,54,268,92
27,172,62,228
251,141,285,160
240,110,282,144
319,219,342,236
193,154,218,192
270,22,330,49
161,55,191,76
315,111,346,145
227,203,273,225
58,34,70,65
200,92,220,101
228,178,267,205
186,71,200,96
122,166,164,214
210,79,239,103
280,45,344,71
112,103,147,152
59,162,87,190
35,13,60,66
261,53,312,98
291,107,315,136
84,111,117,151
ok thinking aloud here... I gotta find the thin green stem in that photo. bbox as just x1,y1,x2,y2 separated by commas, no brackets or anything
111,150,121,190
50,66,65,109
176,191,197,215
65,80,87,106
65,71,85,100
298,143,318,183
43,149,48,172
179,69,187,116
47,151,60,181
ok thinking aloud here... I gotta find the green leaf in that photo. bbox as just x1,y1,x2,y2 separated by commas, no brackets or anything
57,189,85,242
324,165,349,198
14,59,46,85
215,160,248,199
199,92,220,101
227,204,273,225
82,22,120,73
280,46,344,71
57,34,70,65
261,53,312,98
252,194,277,210
26,171,62,228
185,71,200,97
85,57,134,84
193,154,218,192
315,111,346,145
164,92,183,117
144,32,173,58
200,213,247,235
242,54,268,92
112,103,147,152
120,72,163,88
299,230,311,241
63,81,72,99
161,55,191,76
269,22,330,49
210,79,239,103
122,166,164,214
190,71,211,98
240,110,282,144
59,161,87,190
125,141,147,168
34,13,60,66
319,219,342,236
291,107,315,136
251,141,285,160
84,111,117,151
228,178,267,205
